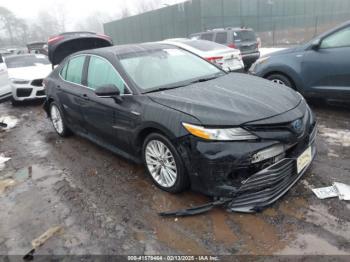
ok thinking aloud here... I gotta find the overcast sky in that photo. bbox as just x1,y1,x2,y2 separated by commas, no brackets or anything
0,0,187,30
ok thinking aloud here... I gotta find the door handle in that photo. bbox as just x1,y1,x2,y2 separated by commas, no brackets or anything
81,94,90,101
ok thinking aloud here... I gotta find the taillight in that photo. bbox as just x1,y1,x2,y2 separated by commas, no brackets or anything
206,56,223,62
228,43,237,49
48,35,64,45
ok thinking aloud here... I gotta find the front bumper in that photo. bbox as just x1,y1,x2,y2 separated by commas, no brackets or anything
178,115,317,212
12,83,46,101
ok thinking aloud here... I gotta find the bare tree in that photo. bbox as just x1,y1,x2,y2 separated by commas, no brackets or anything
136,0,159,14
0,7,17,45
120,7,132,19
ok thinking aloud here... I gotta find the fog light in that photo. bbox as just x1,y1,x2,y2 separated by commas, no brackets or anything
251,144,285,164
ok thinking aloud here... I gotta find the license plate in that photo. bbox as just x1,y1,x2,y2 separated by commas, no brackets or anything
297,146,312,173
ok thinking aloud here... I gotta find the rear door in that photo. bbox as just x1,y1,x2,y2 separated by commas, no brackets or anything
57,55,88,133
302,26,350,98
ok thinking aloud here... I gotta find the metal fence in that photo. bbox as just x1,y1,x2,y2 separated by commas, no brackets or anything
104,0,350,47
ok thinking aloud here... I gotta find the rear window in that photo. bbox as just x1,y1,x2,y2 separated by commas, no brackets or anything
233,30,256,42
215,32,228,44
5,55,50,68
184,40,228,51
200,33,214,41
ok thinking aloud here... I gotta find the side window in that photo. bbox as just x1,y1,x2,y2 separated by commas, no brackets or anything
87,56,126,94
215,32,227,44
200,33,214,41
65,56,85,84
60,62,68,79
320,27,350,49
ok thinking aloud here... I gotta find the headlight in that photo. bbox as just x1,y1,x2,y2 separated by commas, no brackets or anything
182,123,257,141
255,56,270,65
10,79,30,85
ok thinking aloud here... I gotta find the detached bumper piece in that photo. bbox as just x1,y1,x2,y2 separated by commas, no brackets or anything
228,158,305,212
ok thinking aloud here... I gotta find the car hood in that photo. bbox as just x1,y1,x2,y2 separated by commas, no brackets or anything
8,65,52,80
264,46,301,57
147,73,301,126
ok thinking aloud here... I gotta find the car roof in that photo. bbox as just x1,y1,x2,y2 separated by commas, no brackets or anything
191,27,254,35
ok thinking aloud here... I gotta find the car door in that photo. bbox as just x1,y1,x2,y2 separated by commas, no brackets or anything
302,26,350,98
82,55,135,152
0,55,11,101
57,55,88,133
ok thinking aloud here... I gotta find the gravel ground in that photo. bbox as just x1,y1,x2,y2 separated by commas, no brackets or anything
0,99,349,256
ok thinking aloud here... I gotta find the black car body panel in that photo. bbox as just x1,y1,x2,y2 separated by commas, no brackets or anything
148,73,301,126
44,42,316,212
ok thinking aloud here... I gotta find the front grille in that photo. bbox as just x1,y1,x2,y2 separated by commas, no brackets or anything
31,79,43,87
36,90,45,96
16,88,32,97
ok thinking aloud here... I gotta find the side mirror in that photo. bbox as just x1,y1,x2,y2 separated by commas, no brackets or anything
311,38,321,50
94,84,122,102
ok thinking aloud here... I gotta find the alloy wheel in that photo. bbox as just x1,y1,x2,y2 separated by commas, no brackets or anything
271,79,286,86
145,140,178,188
50,104,64,134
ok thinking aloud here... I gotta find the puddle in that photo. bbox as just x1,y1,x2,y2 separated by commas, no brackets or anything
319,125,350,147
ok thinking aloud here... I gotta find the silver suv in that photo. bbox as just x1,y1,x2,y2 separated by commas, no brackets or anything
190,27,260,69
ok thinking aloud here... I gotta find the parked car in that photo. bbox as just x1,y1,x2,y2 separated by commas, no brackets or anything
250,20,350,100
4,54,52,105
27,41,48,55
189,27,260,69
44,38,316,212
162,38,244,72
0,54,11,102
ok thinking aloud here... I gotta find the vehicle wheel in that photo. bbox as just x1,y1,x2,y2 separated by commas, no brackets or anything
142,133,189,193
11,98,21,106
49,102,71,137
267,74,294,89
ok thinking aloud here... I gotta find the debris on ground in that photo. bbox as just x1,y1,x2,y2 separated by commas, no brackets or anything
312,183,350,200
0,179,16,194
23,226,64,260
0,115,18,130
0,154,11,171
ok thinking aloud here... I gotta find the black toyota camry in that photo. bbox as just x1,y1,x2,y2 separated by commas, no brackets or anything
44,34,316,213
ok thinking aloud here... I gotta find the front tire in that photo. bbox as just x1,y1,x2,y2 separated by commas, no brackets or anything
49,102,71,137
267,73,294,89
142,133,189,193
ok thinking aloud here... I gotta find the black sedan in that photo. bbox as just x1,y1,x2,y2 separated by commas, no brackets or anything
44,42,317,213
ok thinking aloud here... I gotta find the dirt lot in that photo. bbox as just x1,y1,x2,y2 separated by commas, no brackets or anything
0,99,349,256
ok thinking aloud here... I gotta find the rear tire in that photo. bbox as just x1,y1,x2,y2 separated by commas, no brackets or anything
267,73,294,89
142,133,189,193
49,102,71,137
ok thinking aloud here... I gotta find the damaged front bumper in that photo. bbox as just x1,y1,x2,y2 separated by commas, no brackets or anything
176,108,317,213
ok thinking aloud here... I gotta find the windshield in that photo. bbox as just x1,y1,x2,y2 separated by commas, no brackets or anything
119,48,223,91
5,55,50,68
233,30,256,42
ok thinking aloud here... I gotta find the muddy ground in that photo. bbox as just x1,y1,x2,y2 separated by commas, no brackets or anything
0,100,349,256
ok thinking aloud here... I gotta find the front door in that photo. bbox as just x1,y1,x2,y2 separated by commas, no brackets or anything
302,26,350,99
82,55,135,152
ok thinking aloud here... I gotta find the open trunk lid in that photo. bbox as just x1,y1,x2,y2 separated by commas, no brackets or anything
48,32,113,65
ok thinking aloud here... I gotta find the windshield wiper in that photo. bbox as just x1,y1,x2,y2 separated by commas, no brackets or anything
144,73,226,94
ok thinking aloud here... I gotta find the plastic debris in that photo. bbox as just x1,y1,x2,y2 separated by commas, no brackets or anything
334,182,350,201
0,154,11,171
0,116,18,130
312,183,350,200
0,179,16,194
23,226,63,260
